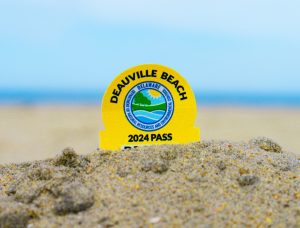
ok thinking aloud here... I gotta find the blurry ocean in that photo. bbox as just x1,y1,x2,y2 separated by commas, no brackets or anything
0,90,300,106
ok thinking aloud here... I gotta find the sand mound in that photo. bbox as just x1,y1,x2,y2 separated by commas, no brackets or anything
0,138,299,227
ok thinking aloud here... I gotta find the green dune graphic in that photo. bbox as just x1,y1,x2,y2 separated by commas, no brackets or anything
132,103,167,112
132,91,166,112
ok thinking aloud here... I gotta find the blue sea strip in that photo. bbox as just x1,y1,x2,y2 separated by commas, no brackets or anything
0,90,300,106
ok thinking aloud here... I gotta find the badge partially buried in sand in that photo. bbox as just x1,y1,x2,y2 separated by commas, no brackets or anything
100,64,200,150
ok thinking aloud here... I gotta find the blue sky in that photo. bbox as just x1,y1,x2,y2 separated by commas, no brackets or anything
0,0,300,93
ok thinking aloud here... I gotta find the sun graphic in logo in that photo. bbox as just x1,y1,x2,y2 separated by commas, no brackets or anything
148,89,162,99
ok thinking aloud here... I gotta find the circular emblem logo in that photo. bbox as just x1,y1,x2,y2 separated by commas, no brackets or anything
124,81,174,131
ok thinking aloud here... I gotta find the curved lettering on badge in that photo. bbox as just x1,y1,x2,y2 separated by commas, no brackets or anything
100,64,200,150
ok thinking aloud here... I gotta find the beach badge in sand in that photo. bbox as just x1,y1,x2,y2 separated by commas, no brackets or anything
100,64,200,150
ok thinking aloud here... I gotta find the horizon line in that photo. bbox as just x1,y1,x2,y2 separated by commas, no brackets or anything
0,89,300,107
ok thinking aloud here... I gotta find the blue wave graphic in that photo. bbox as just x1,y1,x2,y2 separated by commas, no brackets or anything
133,110,165,124
152,110,165,115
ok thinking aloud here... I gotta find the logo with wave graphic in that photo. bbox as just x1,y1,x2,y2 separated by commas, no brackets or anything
124,81,174,131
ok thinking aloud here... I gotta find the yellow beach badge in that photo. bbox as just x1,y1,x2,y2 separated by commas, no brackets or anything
100,64,200,150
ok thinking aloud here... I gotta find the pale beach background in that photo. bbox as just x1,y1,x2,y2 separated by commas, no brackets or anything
1,103,300,164
1,1,300,163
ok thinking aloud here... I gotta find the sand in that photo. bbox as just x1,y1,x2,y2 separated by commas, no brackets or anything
0,138,299,227
0,105,300,164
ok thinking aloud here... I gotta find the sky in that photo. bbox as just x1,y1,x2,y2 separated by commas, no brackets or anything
0,0,300,94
